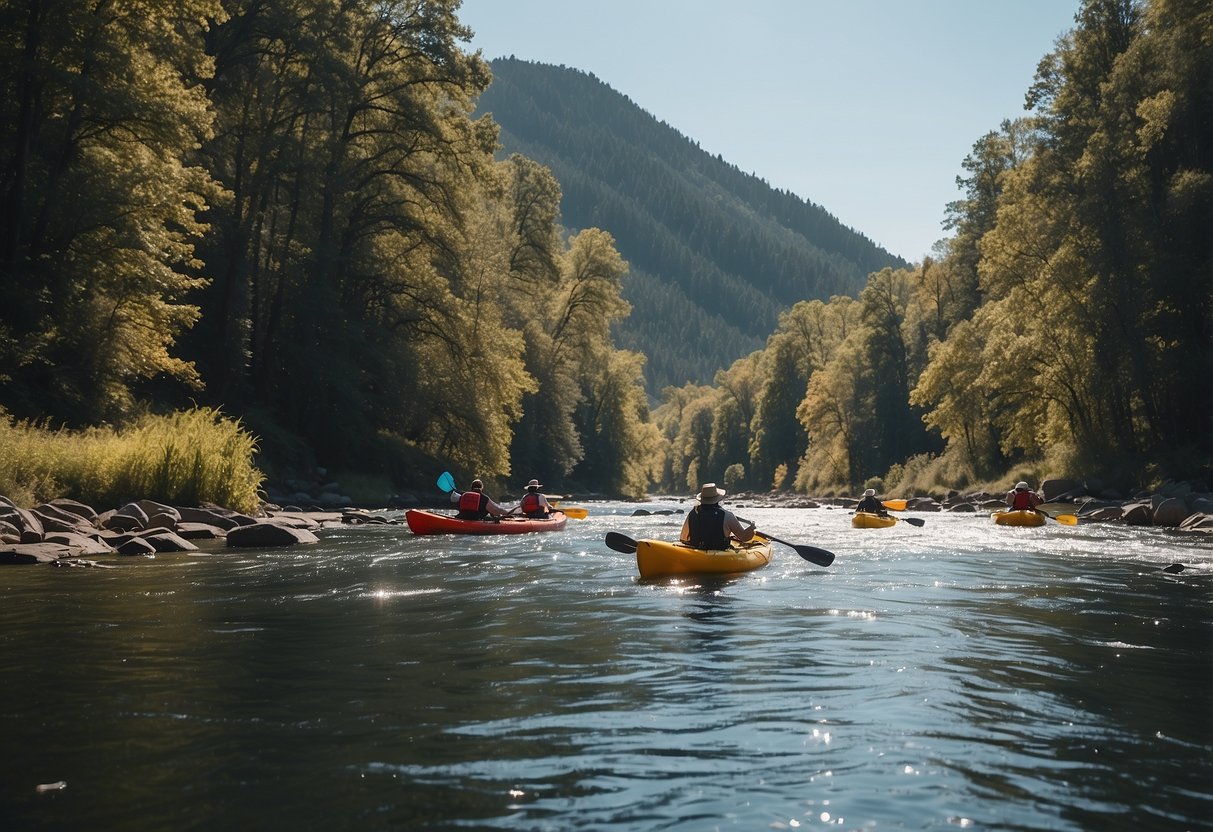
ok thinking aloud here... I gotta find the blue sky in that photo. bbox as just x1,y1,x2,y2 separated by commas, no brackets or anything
456,0,1080,262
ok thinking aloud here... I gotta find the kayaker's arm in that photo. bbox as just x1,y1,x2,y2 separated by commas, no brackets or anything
725,511,755,543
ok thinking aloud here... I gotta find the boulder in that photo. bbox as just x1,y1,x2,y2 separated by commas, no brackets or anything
0,542,75,564
139,531,198,553
1081,505,1123,522
116,502,151,526
30,507,91,534
1152,497,1191,527
226,522,319,548
1121,502,1153,525
137,500,180,523
43,532,115,555
1040,478,1084,501
47,498,99,523
1179,513,1213,533
0,505,44,542
116,537,157,556
0,519,22,542
176,506,240,529
947,503,978,512
174,522,226,540
100,511,144,538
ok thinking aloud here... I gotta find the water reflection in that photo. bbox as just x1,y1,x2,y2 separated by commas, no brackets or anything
0,506,1208,831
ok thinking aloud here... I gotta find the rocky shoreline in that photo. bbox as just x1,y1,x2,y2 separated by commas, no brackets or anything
716,476,1213,533
5,476,1210,567
0,496,392,567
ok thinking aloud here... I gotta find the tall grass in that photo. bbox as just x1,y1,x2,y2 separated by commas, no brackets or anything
0,407,264,513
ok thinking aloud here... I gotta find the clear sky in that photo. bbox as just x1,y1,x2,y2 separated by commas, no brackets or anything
456,0,1080,262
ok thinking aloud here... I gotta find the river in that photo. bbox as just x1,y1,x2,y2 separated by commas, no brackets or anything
1,502,1210,831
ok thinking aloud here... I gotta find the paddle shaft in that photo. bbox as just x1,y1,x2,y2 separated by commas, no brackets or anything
735,517,834,567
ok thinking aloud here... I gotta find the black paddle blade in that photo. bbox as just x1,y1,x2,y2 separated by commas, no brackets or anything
900,517,926,527
604,532,638,554
791,543,835,567
760,533,834,567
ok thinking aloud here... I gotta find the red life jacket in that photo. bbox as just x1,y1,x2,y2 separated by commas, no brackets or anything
459,490,487,517
520,492,546,517
1010,490,1037,510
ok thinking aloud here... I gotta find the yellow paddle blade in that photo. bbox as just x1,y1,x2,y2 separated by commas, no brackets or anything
881,499,908,511
559,507,588,519
1054,514,1079,525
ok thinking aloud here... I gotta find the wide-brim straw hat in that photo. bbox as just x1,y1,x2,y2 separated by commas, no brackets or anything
526,478,542,490
863,488,876,496
1015,481,1029,490
695,482,725,504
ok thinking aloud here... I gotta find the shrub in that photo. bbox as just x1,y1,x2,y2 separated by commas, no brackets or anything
0,407,263,512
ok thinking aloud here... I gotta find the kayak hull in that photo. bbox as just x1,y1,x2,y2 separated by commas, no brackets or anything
635,535,773,578
992,510,1046,527
852,511,896,529
405,509,567,535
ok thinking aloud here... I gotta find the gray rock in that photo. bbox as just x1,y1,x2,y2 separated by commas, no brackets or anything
139,531,198,553
47,498,99,523
1121,502,1153,525
226,522,319,547
1152,497,1191,527
116,537,157,556
0,542,75,564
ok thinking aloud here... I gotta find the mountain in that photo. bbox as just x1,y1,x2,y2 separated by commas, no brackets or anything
475,58,908,394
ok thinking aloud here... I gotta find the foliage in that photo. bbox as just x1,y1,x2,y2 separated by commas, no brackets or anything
0,0,225,422
0,407,263,513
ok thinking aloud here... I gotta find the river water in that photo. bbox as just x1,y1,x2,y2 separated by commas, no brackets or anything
1,503,1210,831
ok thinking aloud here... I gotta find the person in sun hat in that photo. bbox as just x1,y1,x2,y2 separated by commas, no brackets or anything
1005,480,1043,512
679,482,755,550
518,478,554,518
451,477,509,520
854,488,889,516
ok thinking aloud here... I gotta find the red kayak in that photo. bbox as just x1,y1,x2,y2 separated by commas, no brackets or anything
405,509,568,536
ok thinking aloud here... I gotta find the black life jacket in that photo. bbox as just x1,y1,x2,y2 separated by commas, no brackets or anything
687,503,729,550
458,490,488,519
520,492,547,517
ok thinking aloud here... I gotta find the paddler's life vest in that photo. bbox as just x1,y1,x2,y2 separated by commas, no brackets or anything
520,492,547,518
1010,490,1037,511
687,503,729,550
458,490,488,518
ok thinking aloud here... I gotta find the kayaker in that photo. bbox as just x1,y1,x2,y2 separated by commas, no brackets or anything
519,478,554,518
854,488,889,515
1005,481,1043,512
680,482,755,550
451,478,509,520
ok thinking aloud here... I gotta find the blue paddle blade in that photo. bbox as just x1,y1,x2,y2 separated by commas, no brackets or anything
436,471,456,493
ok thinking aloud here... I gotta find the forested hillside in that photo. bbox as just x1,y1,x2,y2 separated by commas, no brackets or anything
0,0,660,498
475,58,907,393
652,0,1212,496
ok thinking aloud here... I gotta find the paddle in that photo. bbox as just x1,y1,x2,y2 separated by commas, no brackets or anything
604,531,638,553
882,499,908,511
437,471,456,493
894,515,926,527
1037,509,1078,525
734,517,835,567
558,507,588,519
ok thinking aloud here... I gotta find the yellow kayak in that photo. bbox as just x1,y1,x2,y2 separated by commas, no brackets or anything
635,534,773,578
993,510,1046,527
852,511,896,529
